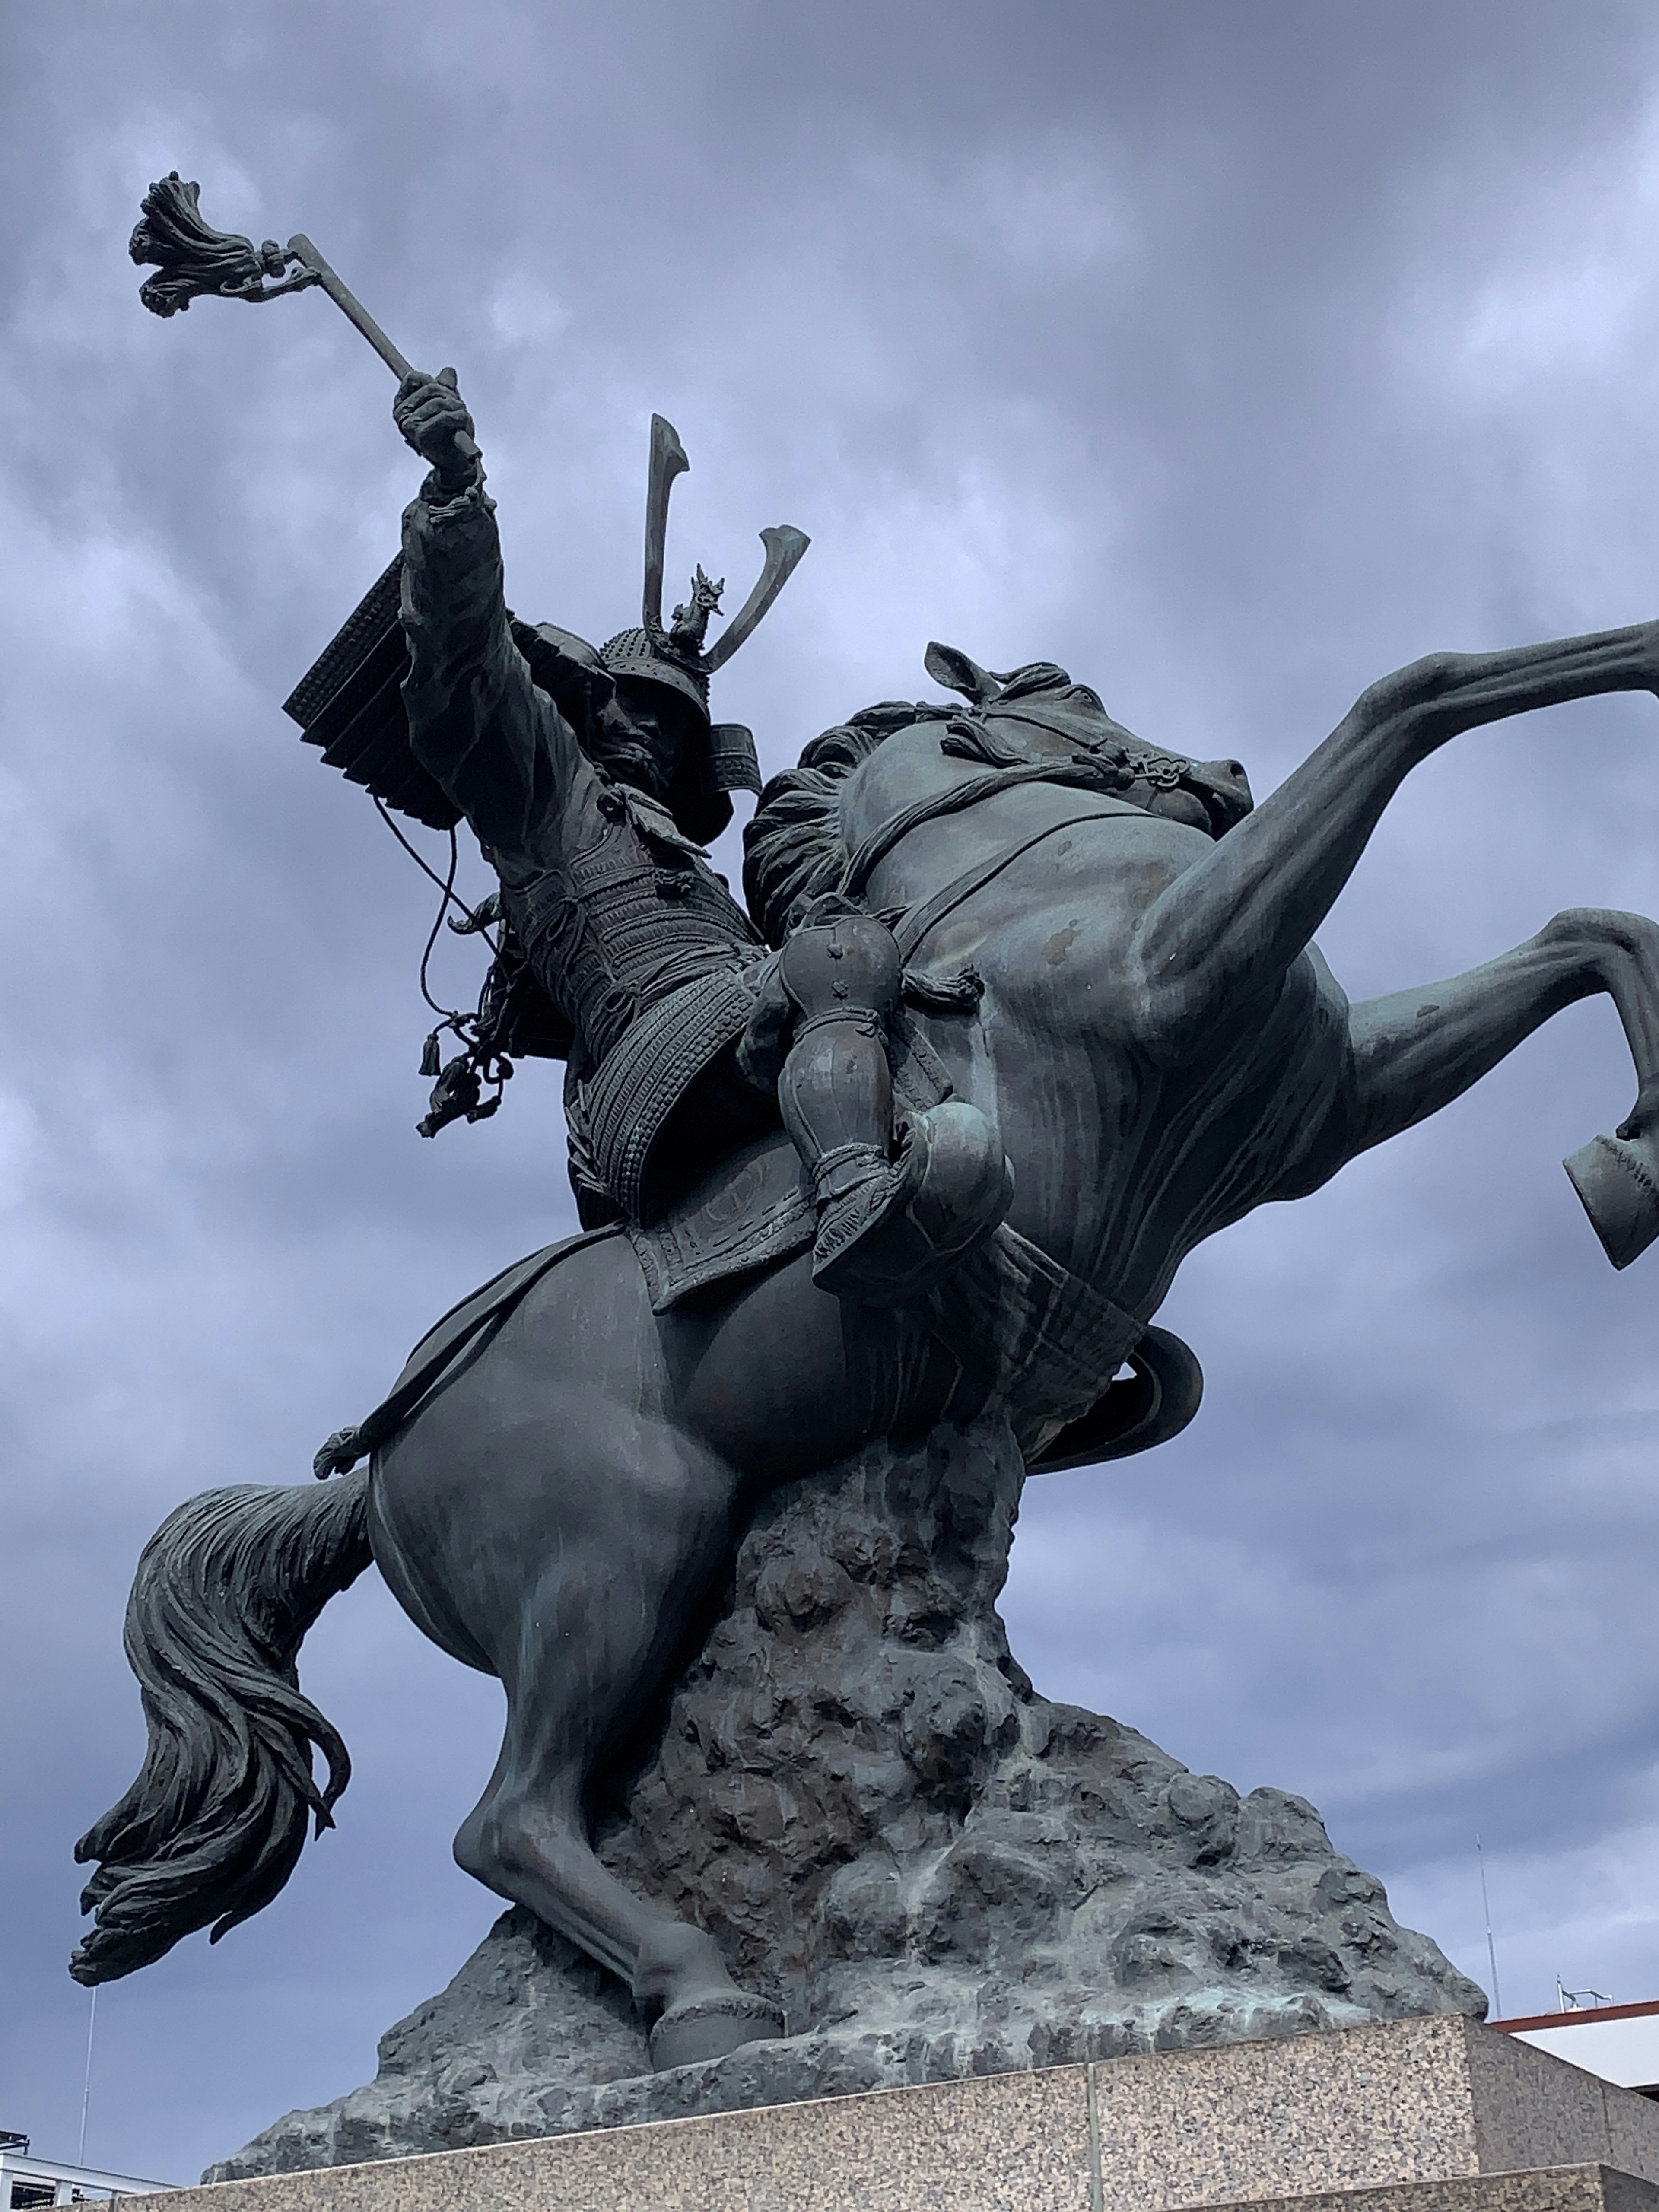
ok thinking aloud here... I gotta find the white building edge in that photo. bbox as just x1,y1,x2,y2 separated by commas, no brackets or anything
1492,1998,1659,2095
0,2139,172,2206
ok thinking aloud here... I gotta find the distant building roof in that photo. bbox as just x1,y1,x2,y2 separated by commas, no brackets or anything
0,2143,174,2206
1491,1998,1659,2096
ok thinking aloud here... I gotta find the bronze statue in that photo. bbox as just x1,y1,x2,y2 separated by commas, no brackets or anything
74,177,1659,2075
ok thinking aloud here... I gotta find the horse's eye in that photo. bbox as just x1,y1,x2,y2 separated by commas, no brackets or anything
1069,686,1103,711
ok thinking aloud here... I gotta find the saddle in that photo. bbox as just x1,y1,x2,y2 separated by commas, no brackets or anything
623,995,956,1307
311,1123,1202,1484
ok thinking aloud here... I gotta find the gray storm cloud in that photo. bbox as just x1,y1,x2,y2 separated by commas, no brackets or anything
6,0,1659,2178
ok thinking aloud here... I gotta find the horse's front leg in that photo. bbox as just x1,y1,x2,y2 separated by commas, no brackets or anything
1132,621,1659,1057
1297,907,1659,1267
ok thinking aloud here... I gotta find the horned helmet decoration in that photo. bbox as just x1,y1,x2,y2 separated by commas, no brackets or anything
516,416,809,842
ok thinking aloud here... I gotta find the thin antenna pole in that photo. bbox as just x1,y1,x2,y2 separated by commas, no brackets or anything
1477,1834,1503,2019
76,1984,97,2165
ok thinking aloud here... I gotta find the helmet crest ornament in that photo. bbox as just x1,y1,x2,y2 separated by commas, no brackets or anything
600,413,811,721
669,567,726,655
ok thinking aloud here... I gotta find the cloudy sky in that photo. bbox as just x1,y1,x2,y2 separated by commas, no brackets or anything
9,0,1659,2183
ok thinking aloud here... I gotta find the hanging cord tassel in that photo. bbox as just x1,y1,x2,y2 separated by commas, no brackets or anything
369,802,515,1138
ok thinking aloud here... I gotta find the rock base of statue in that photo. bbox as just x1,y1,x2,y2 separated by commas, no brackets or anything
213,1420,1484,2179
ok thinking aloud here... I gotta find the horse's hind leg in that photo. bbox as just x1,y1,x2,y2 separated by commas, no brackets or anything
442,1402,784,2069
458,1728,782,2069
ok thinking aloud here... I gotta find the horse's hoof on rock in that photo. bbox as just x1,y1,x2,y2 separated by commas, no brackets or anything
1565,1131,1659,1270
647,1992,785,2071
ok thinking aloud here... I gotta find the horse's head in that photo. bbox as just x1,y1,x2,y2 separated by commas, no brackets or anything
1176,753,1255,839
743,648,1257,946
922,644,1255,842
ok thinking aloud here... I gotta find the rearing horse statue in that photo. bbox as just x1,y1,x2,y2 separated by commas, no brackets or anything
69,600,1659,2068
91,174,1659,2079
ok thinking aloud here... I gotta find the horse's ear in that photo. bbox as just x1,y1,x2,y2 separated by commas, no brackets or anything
924,642,1002,706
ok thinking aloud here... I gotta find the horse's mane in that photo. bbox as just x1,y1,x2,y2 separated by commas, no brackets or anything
743,699,953,947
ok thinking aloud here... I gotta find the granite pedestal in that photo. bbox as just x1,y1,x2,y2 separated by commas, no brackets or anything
150,2015,1659,2212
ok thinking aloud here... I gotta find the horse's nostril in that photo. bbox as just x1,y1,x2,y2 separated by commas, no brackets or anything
1227,762,1244,778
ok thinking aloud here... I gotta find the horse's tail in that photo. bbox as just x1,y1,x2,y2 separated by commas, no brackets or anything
70,1469,373,1985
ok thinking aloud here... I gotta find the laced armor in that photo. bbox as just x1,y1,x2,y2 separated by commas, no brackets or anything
501,788,768,1224
506,787,761,1074
397,448,786,1226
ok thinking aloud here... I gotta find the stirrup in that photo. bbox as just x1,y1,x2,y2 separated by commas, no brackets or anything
813,1103,1014,1307
810,1147,908,1295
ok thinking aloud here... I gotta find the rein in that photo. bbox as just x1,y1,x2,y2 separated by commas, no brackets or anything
835,753,1152,964
892,809,1131,963
836,757,1140,902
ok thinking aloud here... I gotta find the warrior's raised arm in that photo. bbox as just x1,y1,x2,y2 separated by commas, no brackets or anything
390,370,576,862
130,173,1006,1301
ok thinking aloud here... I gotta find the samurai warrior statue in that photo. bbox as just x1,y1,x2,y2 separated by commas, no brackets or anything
377,369,1010,1303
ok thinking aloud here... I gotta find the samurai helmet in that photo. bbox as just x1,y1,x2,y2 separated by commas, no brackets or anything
521,415,809,843
611,415,808,705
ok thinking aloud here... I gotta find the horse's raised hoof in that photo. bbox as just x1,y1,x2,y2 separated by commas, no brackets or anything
1564,1131,1659,1270
647,1991,785,2072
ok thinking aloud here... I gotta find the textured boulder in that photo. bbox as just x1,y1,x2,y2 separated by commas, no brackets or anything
210,1420,1483,2177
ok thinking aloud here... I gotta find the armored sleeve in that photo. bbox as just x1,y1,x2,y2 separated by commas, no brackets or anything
398,473,582,874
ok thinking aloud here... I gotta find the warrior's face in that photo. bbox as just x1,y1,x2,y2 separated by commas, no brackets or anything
591,677,701,801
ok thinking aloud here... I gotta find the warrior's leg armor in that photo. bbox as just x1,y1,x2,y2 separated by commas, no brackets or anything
774,912,905,1293
769,909,1012,1304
